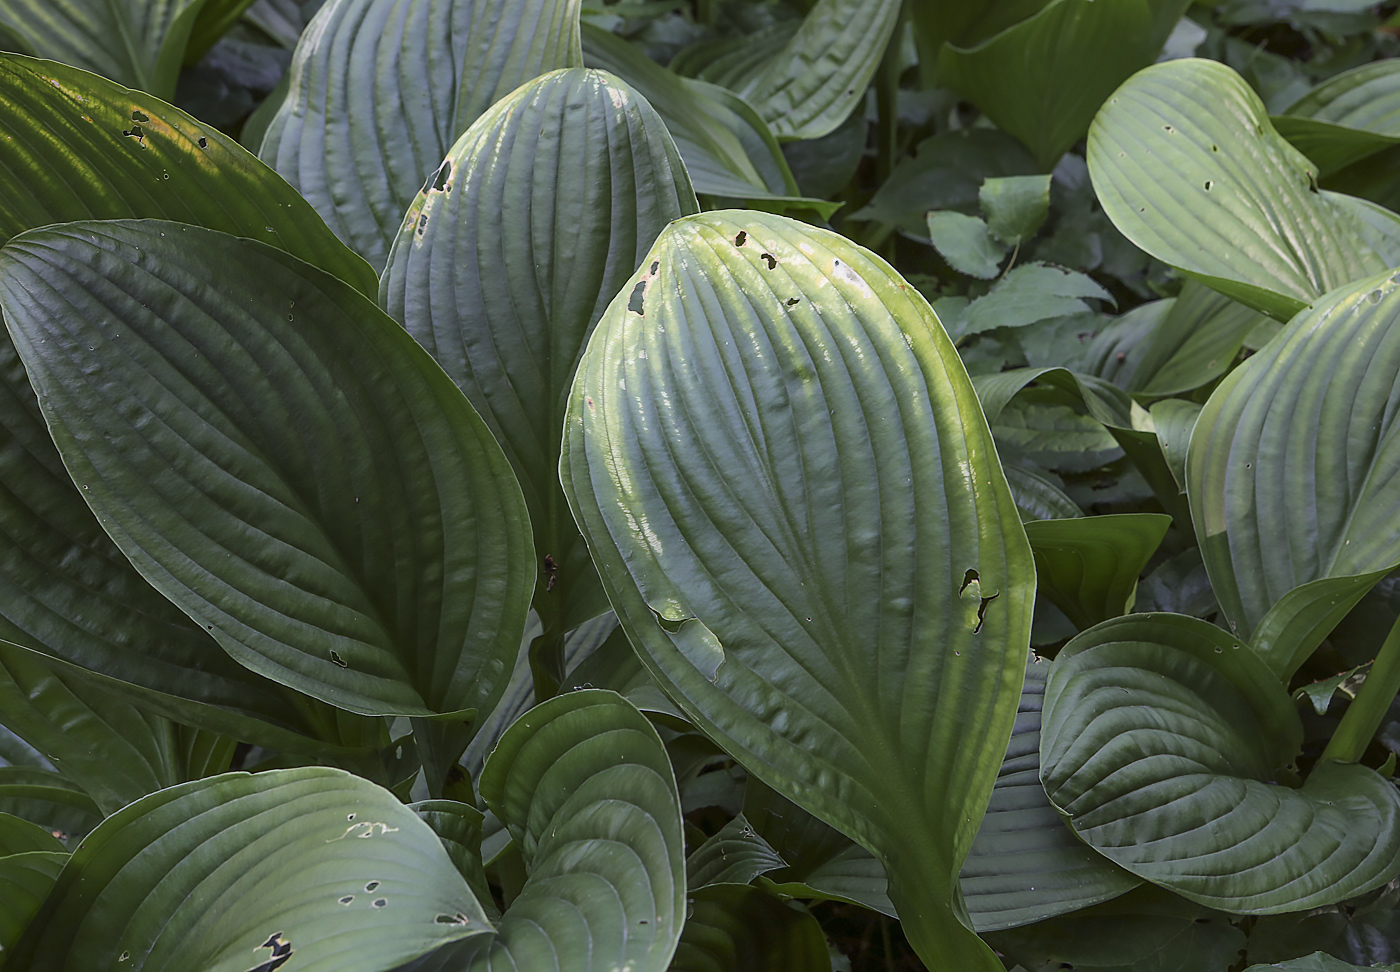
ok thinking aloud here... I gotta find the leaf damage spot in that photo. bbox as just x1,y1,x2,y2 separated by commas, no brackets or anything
734,231,747,246
329,649,348,668
372,898,387,909
366,881,380,891
198,136,208,148
430,159,452,192
436,913,473,925
328,822,399,841
650,260,660,275
544,553,559,591
974,592,999,634
785,297,799,307
628,280,647,316
1203,180,1212,191
339,895,354,905
246,932,292,972
130,110,148,123
760,253,777,270
121,125,145,145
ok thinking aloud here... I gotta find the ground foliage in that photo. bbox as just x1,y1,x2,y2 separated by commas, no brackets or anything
2,0,1400,970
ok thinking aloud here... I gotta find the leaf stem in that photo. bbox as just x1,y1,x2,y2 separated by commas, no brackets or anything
1320,610,1400,765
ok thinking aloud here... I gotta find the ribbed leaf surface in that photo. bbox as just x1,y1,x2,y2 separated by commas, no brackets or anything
669,886,829,972
260,0,581,268
1042,614,1400,913
962,654,1138,931
451,690,685,971
0,641,231,815
561,210,1035,969
940,0,1187,169
1089,58,1386,320
1188,267,1400,674
708,0,901,141
0,221,533,719
0,850,65,957
1276,60,1400,174
687,814,786,888
1120,281,1267,398
381,68,696,637
8,768,491,971
0,55,383,750
0,0,205,96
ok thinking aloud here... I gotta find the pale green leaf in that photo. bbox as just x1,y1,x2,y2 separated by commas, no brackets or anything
980,174,1053,244
927,212,1008,280
1024,513,1171,630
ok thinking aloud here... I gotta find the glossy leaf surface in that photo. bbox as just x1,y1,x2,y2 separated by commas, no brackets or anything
0,220,534,719
261,0,582,268
8,768,490,971
1276,60,1400,175
382,68,696,640
1089,58,1386,320
562,210,1035,968
1042,614,1400,913
1188,267,1400,674
687,813,786,888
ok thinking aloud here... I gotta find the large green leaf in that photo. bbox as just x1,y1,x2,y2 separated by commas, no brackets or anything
668,885,829,972
0,0,208,97
0,849,66,962
0,812,64,856
0,641,232,815
939,0,1189,170
1188,267,1400,677
8,768,491,970
1275,61,1400,175
1117,281,1267,399
1023,513,1171,630
1246,956,1400,972
961,653,1138,932
0,768,101,845
1088,58,1387,321
381,68,696,667
261,0,581,268
0,221,534,722
441,690,685,971
561,210,1036,968
0,55,385,750
579,25,835,215
1041,614,1400,913
678,0,900,141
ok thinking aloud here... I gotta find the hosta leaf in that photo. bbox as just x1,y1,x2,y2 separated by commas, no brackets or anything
8,768,491,971
1041,613,1400,913
446,690,685,971
381,67,696,649
580,25,833,214
0,768,101,845
0,641,233,815
0,850,66,960
1246,956,1400,972
1120,282,1267,398
689,0,901,141
988,886,1247,972
961,653,1138,932
261,0,581,268
0,812,64,855
939,0,1189,169
561,210,1035,969
0,54,384,749
1188,267,1400,676
1148,398,1198,491
0,0,208,97
1276,61,1400,175
0,221,534,720
1005,464,1083,522
1088,58,1387,321
687,814,786,888
668,886,829,972
1023,513,1171,630
184,0,259,64
409,800,495,917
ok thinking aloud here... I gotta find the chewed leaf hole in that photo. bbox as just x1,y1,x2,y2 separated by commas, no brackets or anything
435,912,472,925
431,159,452,192
130,110,149,123
339,895,354,905
1203,180,1212,191
197,136,207,148
734,230,747,246
785,297,799,307
329,650,348,668
246,932,293,972
372,898,387,909
118,952,130,963
628,280,647,316
365,881,380,892
960,568,979,594
761,253,777,270
650,260,660,275
974,592,999,634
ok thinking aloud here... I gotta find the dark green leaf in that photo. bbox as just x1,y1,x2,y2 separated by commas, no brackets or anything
0,850,65,960
10,768,491,970
1245,955,1400,972
1042,613,1400,913
1024,513,1171,630
961,653,1138,932
687,814,786,888
561,210,1035,969
1120,282,1267,398
0,221,534,720
668,886,830,972
0,768,101,845
1005,464,1083,522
